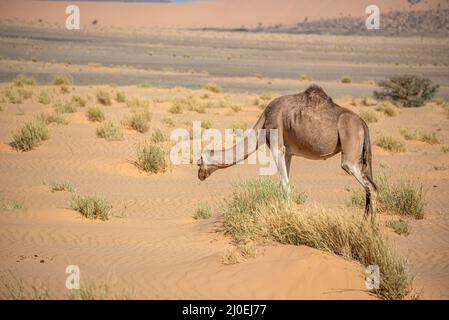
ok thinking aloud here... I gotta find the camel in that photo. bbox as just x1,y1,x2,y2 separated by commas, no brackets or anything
197,85,378,220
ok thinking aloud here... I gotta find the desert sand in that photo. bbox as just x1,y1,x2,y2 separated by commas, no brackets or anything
0,0,448,301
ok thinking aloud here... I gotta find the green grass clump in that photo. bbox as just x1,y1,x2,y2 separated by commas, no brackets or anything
86,106,105,122
193,203,212,220
53,101,77,114
204,83,222,93
96,90,112,106
376,136,406,153
14,74,36,87
38,90,52,104
222,178,411,300
136,143,168,174
360,110,378,123
115,91,126,103
151,129,167,143
341,76,352,84
36,112,67,125
96,120,124,141
11,120,49,151
53,74,73,86
49,181,75,193
124,108,152,133
71,195,111,220
386,219,411,236
351,174,425,219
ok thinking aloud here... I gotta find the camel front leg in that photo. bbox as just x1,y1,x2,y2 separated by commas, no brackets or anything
271,145,290,193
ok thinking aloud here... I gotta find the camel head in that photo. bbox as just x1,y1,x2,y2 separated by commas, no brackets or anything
197,152,219,181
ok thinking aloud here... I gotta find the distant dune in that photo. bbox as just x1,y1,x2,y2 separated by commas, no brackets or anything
0,0,447,30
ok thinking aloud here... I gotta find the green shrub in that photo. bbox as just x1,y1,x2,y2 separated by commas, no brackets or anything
360,110,378,123
53,101,77,114
136,144,168,174
11,120,49,151
126,97,149,109
53,74,73,86
71,95,87,108
96,120,124,141
376,136,406,153
115,91,126,103
351,174,425,219
374,75,438,108
60,85,71,94
71,195,111,220
151,129,167,143
5,86,33,103
38,90,52,104
193,203,212,220
96,90,112,106
341,76,352,84
86,106,105,122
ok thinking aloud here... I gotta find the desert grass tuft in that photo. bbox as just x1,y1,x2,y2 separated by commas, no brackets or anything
193,202,212,220
71,194,111,220
433,163,449,171
96,90,112,106
162,117,175,127
419,132,440,145
376,102,398,117
359,110,378,123
386,219,411,236
441,145,449,153
11,120,49,151
14,74,36,87
400,128,419,141
36,112,67,125
151,129,167,143
376,136,406,153
71,95,87,108
222,178,411,299
126,97,149,109
53,74,73,86
5,86,33,104
204,83,222,93
341,76,352,84
115,91,126,103
86,106,105,122
49,181,75,193
53,100,77,114
96,120,124,141
38,90,52,104
136,143,168,174
351,174,425,219
124,108,152,133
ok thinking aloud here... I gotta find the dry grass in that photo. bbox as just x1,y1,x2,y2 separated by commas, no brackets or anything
53,74,73,86
126,97,149,109
419,132,440,145
36,112,67,125
5,86,33,104
204,83,222,93
53,101,77,114
386,219,411,236
86,106,105,122
433,163,449,171
151,129,167,143
359,110,379,123
136,143,168,174
96,120,124,141
124,108,152,133
11,120,49,151
96,90,112,106
222,178,412,299
71,194,111,220
49,181,75,193
400,128,419,141
376,102,398,117
71,95,87,108
351,174,425,220
38,89,52,104
115,91,126,103
221,244,258,265
376,136,406,153
162,117,175,127
14,74,36,86
341,76,352,84
193,202,212,220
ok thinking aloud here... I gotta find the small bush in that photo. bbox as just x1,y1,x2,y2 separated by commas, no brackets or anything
221,244,257,265
36,112,67,125
49,181,75,193
360,110,378,123
96,120,124,141
60,85,71,94
14,75,36,86
53,101,77,114
204,83,222,93
341,76,352,84
71,95,87,108
71,195,111,220
126,97,149,109
230,104,243,113
151,129,167,143
38,90,52,104
400,128,419,141
433,163,449,171
193,203,212,220
96,90,112,106
86,106,105,122
162,117,175,127
376,136,406,153
351,174,425,219
11,120,49,151
168,103,183,114
386,219,411,236
53,74,73,86
5,86,33,103
441,145,449,153
124,108,151,133
136,143,168,174
374,75,438,108
115,91,126,103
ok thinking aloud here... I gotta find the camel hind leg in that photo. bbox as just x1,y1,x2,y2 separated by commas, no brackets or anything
338,113,377,221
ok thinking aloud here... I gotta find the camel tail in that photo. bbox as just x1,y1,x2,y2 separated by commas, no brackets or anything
361,121,375,183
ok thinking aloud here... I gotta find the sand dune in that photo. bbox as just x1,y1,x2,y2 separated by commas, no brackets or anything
0,0,447,29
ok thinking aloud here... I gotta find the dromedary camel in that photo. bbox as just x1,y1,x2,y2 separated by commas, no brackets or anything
197,85,378,220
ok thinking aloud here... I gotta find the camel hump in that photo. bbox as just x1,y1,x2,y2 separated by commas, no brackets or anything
303,85,333,105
